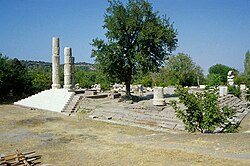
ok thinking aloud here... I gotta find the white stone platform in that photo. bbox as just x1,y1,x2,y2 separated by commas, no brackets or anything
14,89,75,112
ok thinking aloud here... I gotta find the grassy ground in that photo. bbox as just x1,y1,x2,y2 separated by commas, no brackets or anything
0,104,250,166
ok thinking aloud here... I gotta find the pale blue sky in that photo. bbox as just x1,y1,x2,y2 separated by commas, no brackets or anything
0,0,250,73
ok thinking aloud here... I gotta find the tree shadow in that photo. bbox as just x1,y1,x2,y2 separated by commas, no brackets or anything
120,93,178,103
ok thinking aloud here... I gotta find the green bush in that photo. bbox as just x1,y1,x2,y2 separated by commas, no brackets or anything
228,85,241,98
170,86,239,133
0,55,33,103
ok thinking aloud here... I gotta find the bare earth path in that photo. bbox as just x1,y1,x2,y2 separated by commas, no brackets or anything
0,104,250,165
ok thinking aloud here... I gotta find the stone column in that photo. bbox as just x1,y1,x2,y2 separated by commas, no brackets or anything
64,47,73,90
51,37,61,89
153,87,166,106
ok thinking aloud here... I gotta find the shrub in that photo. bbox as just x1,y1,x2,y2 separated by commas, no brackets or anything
228,85,241,98
170,86,239,133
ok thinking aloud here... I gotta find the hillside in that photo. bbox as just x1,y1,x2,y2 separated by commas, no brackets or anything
20,60,95,70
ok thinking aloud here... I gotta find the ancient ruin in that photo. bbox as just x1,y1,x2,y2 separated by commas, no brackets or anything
227,70,234,86
63,47,74,90
13,37,250,134
153,87,166,106
14,37,75,112
219,86,228,97
51,37,61,89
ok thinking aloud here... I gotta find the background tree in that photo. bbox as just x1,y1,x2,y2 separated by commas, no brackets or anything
208,64,238,84
163,53,204,86
29,66,52,93
244,50,250,80
91,0,178,96
234,73,248,85
0,54,32,103
74,68,97,88
206,74,221,88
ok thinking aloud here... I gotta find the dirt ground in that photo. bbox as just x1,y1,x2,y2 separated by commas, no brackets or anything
0,104,250,166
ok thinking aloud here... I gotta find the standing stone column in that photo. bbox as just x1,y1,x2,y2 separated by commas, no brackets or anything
153,87,166,106
52,37,61,89
64,47,73,90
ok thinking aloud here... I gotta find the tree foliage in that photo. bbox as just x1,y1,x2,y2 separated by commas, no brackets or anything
74,68,97,88
163,53,204,86
234,73,248,85
244,50,250,78
208,64,238,84
170,86,239,133
0,54,32,102
74,68,111,90
228,85,241,98
206,74,221,88
91,0,178,96
28,66,52,93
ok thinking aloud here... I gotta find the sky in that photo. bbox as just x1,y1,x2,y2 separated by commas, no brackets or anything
0,0,250,73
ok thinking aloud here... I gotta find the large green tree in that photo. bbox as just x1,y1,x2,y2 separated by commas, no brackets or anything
0,54,32,102
162,53,204,86
91,0,178,96
244,50,250,78
208,64,238,84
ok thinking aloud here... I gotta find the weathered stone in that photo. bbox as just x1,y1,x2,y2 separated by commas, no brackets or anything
219,86,228,97
89,115,98,119
51,37,61,89
163,87,175,95
107,116,112,120
85,90,97,96
199,85,206,89
227,70,234,86
153,87,166,106
109,93,121,99
240,84,246,91
64,47,73,90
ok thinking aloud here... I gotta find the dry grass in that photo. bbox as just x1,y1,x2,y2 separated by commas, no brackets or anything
0,104,250,166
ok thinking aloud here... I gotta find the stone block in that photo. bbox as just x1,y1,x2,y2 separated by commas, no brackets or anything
85,90,97,96
219,86,228,97
240,84,246,91
153,87,166,106
199,85,206,89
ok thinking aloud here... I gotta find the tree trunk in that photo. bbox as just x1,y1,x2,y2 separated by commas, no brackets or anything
125,80,131,97
125,71,132,97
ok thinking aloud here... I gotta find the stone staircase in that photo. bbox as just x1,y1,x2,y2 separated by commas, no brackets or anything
85,99,185,132
14,89,75,112
63,94,84,114
83,94,250,132
218,94,250,122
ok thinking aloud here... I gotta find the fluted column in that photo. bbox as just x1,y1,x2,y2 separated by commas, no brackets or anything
64,47,73,90
51,37,61,89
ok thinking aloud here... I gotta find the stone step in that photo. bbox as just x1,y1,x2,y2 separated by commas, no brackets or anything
218,94,234,101
90,107,184,130
63,94,84,113
92,108,181,123
14,89,75,112
157,121,185,130
219,97,241,107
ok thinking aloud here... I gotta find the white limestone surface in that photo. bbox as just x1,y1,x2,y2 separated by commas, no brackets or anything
14,89,75,112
